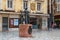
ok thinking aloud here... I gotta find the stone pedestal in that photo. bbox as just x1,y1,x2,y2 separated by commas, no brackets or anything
19,24,32,37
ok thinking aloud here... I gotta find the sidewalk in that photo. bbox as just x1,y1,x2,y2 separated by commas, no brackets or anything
1,29,60,40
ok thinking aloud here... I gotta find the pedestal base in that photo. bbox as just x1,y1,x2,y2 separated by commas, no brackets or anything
19,24,32,37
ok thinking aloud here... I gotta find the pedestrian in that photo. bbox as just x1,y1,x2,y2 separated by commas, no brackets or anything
54,22,57,28
51,22,54,30
52,22,55,29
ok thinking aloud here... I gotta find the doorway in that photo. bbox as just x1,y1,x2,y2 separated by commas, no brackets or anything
38,18,42,29
30,18,38,29
2,17,8,31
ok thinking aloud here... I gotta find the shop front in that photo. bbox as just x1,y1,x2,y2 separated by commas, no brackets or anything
0,13,20,31
0,13,49,31
9,14,20,31
30,17,38,29
30,14,49,30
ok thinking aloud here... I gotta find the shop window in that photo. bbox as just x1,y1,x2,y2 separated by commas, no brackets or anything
11,19,14,25
14,19,19,26
30,18,37,25
9,18,19,28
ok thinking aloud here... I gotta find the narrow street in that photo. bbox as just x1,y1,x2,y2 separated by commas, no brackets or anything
1,29,60,40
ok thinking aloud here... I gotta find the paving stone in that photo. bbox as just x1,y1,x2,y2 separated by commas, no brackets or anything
0,29,60,40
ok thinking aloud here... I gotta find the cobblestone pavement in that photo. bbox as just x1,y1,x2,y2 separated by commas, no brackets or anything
0,29,60,40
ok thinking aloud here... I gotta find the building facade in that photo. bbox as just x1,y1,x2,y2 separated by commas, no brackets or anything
0,0,49,31
52,0,60,28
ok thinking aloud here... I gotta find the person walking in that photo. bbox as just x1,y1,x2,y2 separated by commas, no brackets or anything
51,22,54,30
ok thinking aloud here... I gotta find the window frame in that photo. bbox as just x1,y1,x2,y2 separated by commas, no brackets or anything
9,18,19,28
57,4,60,11
23,0,28,9
37,3,41,11
6,0,14,10
55,0,60,3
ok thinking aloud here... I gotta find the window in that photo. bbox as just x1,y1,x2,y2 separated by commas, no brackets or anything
14,19,18,26
57,4,60,11
55,0,60,11
37,3,41,11
23,1,28,9
7,0,13,9
55,0,60,3
9,18,19,28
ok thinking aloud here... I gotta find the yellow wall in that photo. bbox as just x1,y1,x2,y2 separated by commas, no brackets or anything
41,0,48,14
1,0,48,14
2,0,22,12
29,0,48,14
2,0,6,10
14,0,22,12
29,0,36,12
